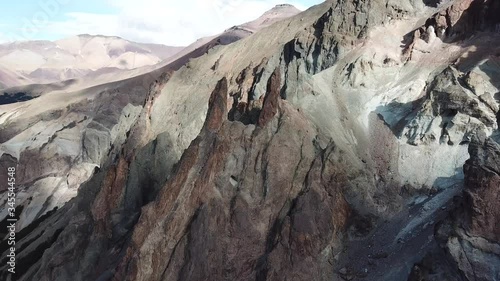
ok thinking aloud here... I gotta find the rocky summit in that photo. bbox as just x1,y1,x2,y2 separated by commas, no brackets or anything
0,0,500,280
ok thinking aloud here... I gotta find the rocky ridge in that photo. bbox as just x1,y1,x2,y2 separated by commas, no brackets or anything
0,4,303,233
0,0,499,280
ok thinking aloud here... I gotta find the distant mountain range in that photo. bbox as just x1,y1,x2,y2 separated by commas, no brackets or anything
0,35,184,89
0,4,301,90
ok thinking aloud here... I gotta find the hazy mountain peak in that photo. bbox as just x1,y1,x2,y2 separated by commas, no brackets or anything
261,3,301,17
237,3,302,33
76,34,122,39
267,3,301,12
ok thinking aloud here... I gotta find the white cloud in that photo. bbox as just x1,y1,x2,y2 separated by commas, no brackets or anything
4,0,323,46
105,0,318,45
0,31,8,43
42,13,120,39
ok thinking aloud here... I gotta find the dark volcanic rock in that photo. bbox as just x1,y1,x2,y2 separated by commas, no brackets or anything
409,136,500,281
113,73,350,281
463,136,500,242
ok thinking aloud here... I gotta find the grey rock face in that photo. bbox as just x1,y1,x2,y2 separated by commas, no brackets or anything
400,66,498,146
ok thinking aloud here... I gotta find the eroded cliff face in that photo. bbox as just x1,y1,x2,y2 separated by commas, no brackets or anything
1,0,500,281
113,71,351,281
0,73,167,231
464,137,500,242
409,136,500,281
0,3,303,232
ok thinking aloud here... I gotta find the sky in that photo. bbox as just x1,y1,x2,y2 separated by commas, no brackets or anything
0,0,323,46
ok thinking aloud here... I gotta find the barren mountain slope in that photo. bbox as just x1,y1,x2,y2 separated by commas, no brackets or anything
157,4,302,69
0,66,32,90
0,4,302,104
0,4,304,237
0,0,499,281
